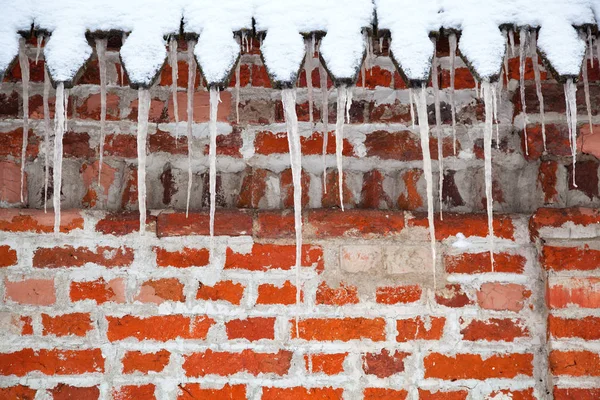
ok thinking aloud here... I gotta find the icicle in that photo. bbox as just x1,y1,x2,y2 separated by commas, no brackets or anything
491,82,500,149
530,31,546,152
120,33,127,87
95,38,108,183
475,80,479,98
305,35,315,124
53,83,66,232
43,68,51,212
583,37,593,137
345,88,353,124
481,80,495,269
136,88,151,235
35,35,43,65
185,40,197,217
379,37,384,53
208,88,219,240
281,88,302,336
18,38,30,204
564,79,578,187
335,85,348,210
168,37,180,141
415,85,436,284
320,62,329,193
597,35,600,68
234,56,241,124
588,27,594,68
408,88,416,130
508,29,516,57
519,28,529,156
503,29,510,88
449,33,458,155
431,38,444,219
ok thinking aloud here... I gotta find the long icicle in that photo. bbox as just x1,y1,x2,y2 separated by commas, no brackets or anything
482,80,495,269
185,40,197,217
281,88,302,336
503,29,510,89
449,32,458,155
96,38,108,183
491,83,499,148
530,31,546,151
565,79,578,187
43,66,51,212
208,88,219,241
53,83,66,232
18,38,30,204
137,89,150,234
35,35,43,64
409,88,416,130
415,84,436,286
509,29,516,57
168,37,180,142
234,56,241,124
335,85,348,210
588,27,594,68
431,37,444,219
519,28,529,155
305,35,315,124
320,59,329,193
583,35,593,137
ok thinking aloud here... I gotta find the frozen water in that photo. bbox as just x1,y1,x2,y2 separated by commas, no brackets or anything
136,88,151,235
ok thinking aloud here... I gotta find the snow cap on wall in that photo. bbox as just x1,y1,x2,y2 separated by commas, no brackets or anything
0,0,33,80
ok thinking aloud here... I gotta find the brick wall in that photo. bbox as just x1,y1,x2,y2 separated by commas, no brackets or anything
0,33,600,399
0,208,599,399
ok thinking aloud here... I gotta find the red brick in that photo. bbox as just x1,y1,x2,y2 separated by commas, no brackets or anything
128,97,167,123
50,385,100,400
305,353,346,375
107,315,214,341
183,349,292,376
0,160,23,204
70,278,125,304
418,389,468,400
364,130,454,160
121,166,138,208
538,160,559,204
362,349,408,378
424,353,533,379
262,387,343,400
177,384,246,400
307,209,404,238
257,281,299,305
554,388,600,400
357,66,393,88
77,93,120,120
237,167,269,208
408,213,515,240
0,245,17,267
167,91,231,123
202,129,243,158
440,67,476,89
477,283,530,311
160,60,197,88
255,210,296,238
95,211,149,235
0,385,36,399
397,168,423,210
122,350,170,373
445,252,526,274
396,317,445,342
543,245,600,271
250,64,271,87
293,318,386,342
539,248,594,291
102,133,137,158
225,244,323,271
0,209,83,233
321,170,356,208
42,313,92,337
155,247,210,268
157,210,252,237
62,131,94,158
112,385,155,400
316,282,359,305
376,285,422,304
530,207,600,239
255,130,353,156
0,91,19,118
135,278,185,304
5,279,55,305
33,245,134,268
149,129,188,155
196,280,245,304
488,389,535,400
435,284,472,308
364,388,407,400
549,316,600,340
225,317,275,341
0,348,104,376
0,128,38,158
281,168,310,208
360,170,392,209
461,318,528,342
550,351,600,376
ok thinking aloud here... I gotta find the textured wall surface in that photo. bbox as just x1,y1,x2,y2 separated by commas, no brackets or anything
0,34,599,400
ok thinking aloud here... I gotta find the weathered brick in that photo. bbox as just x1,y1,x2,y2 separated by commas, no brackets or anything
262,387,343,400
70,278,125,304
256,281,299,305
0,386,36,399
554,388,600,400
33,245,134,268
316,282,359,305
225,244,323,271
0,245,17,267
122,350,170,373
293,318,386,342
550,350,600,376
157,210,252,237
196,280,244,304
418,389,468,400
376,285,422,305
0,209,83,233
112,385,155,400
5,279,55,305
424,353,533,379
363,349,408,378
435,284,472,308
225,317,275,341
549,316,600,340
445,252,526,274
306,209,405,238
408,213,515,240
107,315,214,341
543,245,600,271
0,348,104,376
42,313,92,337
364,388,408,400
477,283,530,311
135,278,185,304
50,385,100,400
305,353,346,375
177,384,246,400
396,317,445,342
548,278,600,309
461,318,528,342
183,349,292,376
